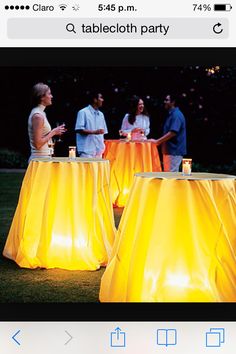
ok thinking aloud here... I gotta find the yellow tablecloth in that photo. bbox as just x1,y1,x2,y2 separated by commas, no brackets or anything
3,158,116,270
100,172,236,302
103,140,161,207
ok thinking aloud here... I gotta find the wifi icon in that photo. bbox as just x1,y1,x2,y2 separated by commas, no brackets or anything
59,4,67,10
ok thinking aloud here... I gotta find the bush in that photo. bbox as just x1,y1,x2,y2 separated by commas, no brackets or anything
192,161,236,175
0,149,27,168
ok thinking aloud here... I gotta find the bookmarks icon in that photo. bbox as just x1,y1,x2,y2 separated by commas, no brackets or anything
157,329,177,347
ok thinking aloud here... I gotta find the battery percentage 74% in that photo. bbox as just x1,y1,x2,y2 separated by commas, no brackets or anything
193,4,212,11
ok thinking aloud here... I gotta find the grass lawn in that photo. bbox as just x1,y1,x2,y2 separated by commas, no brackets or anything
0,172,123,303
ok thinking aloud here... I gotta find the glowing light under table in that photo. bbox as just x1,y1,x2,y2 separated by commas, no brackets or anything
3,158,116,270
103,140,161,207
100,172,236,302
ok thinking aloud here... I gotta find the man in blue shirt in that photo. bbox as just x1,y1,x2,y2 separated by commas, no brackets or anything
75,92,108,158
155,94,187,172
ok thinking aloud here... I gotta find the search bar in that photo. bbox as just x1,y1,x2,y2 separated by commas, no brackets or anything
8,18,229,39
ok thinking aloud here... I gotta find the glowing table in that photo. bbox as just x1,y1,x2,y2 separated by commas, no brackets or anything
100,172,236,302
3,158,116,270
103,140,161,207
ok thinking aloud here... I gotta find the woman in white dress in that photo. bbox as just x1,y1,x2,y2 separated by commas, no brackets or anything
28,83,66,161
120,95,150,140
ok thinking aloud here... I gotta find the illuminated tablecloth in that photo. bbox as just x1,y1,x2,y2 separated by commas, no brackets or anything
100,172,236,302
3,158,116,270
103,140,161,207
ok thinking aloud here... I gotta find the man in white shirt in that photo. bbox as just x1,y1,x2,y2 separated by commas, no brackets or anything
75,92,108,158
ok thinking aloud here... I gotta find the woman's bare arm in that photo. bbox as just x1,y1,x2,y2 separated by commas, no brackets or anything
32,114,66,149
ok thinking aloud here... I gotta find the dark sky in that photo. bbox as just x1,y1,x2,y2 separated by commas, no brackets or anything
1,66,236,165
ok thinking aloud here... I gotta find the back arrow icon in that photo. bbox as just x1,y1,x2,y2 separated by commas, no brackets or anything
12,330,21,345
213,23,223,34
64,330,73,345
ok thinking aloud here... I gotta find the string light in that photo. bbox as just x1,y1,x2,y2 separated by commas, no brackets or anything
206,66,220,76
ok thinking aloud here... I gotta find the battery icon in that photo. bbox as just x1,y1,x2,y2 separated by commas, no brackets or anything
214,4,232,11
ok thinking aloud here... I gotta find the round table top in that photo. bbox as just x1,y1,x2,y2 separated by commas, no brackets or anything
31,157,108,163
135,172,236,181
105,139,157,143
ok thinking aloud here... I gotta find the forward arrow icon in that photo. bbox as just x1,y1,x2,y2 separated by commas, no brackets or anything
64,330,73,345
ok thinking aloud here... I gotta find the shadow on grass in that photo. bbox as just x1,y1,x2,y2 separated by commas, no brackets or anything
0,251,106,302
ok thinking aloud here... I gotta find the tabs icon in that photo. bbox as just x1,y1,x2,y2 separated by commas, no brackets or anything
206,328,225,347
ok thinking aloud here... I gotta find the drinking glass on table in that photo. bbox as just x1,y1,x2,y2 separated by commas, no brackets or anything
48,139,55,158
119,130,127,139
140,129,146,141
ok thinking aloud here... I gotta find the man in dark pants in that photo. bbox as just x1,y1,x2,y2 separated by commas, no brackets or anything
155,94,187,172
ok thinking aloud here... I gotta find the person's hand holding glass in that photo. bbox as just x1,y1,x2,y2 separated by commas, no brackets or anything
55,122,66,142
131,127,146,141
48,123,67,158
52,123,66,136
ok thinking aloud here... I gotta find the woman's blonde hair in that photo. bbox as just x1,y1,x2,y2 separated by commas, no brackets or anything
31,82,50,107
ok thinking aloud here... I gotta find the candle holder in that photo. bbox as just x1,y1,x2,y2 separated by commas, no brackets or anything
68,146,76,159
182,158,192,176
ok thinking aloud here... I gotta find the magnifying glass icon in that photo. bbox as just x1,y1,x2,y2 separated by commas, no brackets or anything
66,23,76,34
